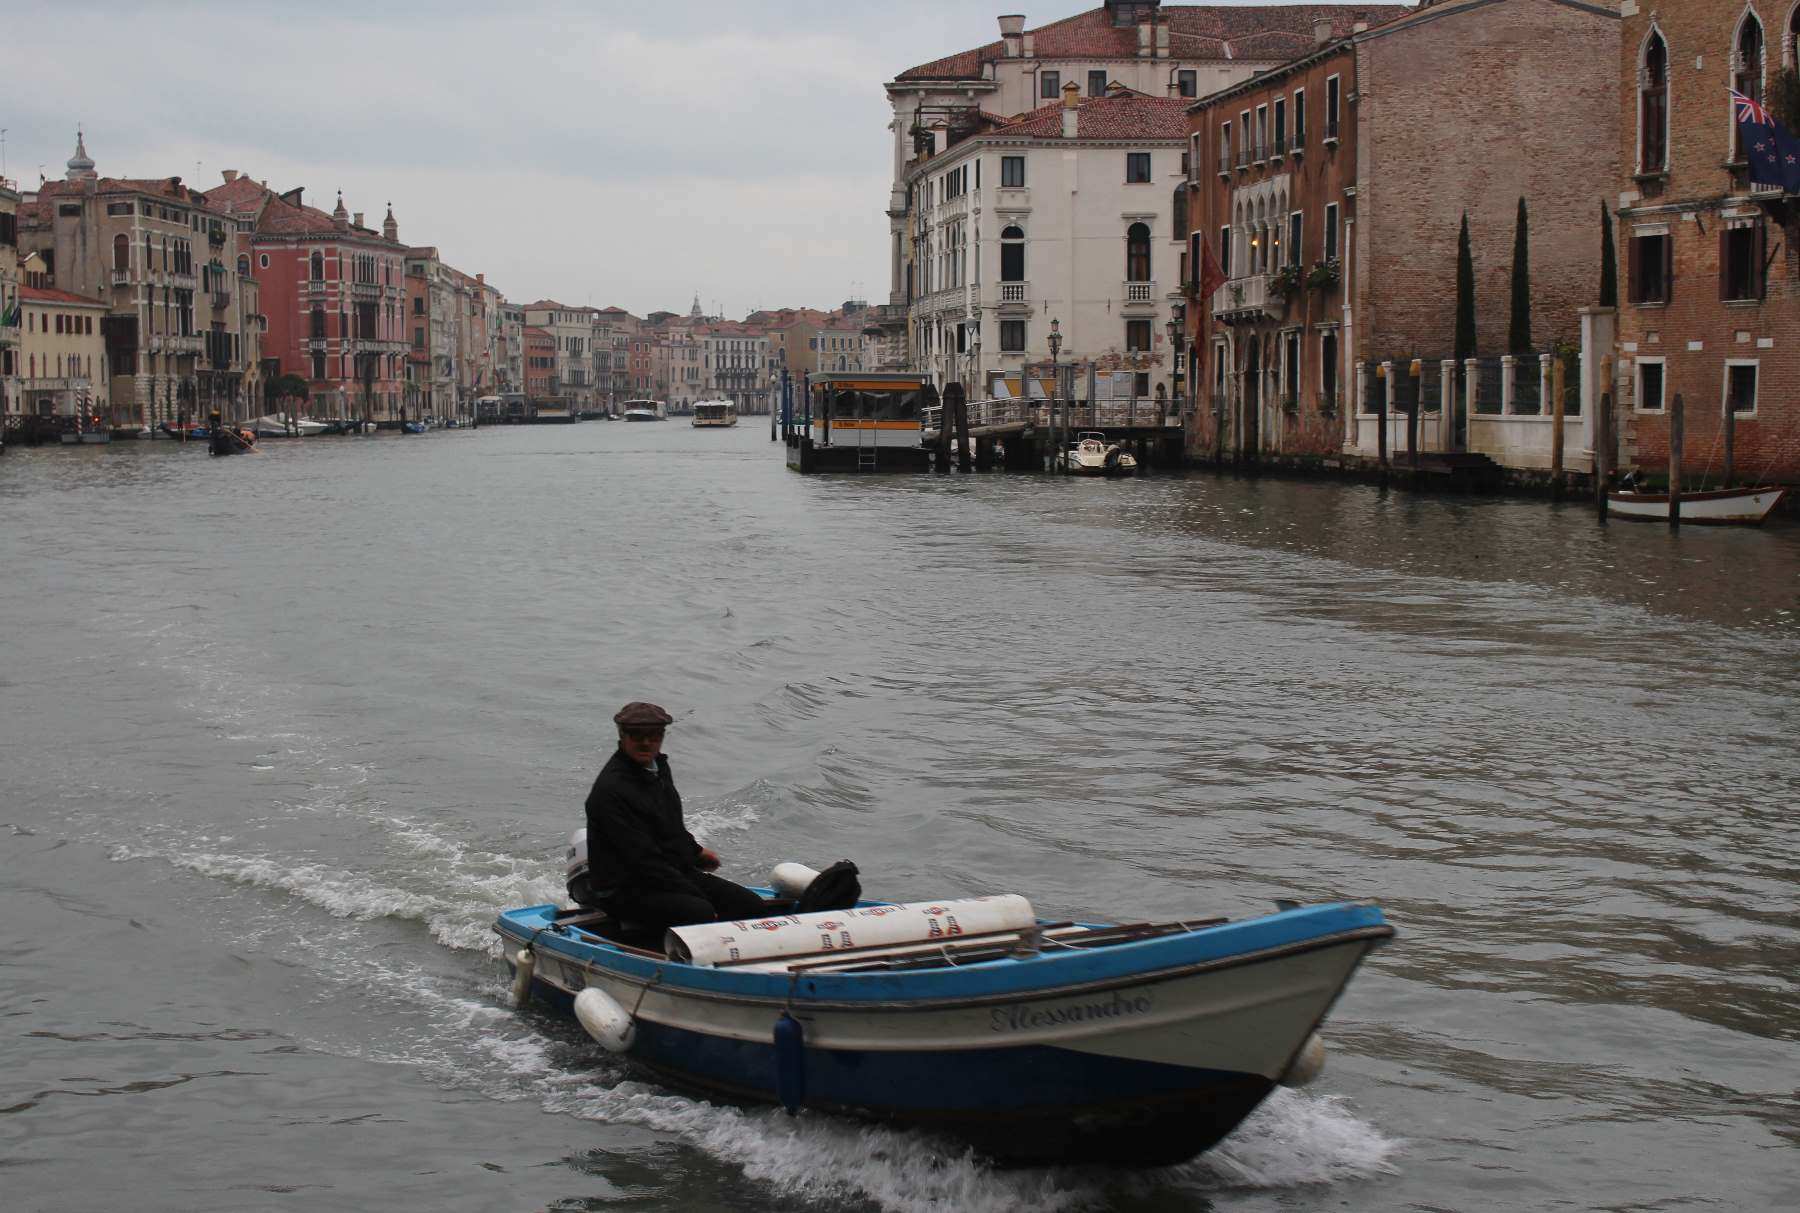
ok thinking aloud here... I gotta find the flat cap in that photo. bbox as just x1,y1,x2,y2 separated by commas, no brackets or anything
613,701,674,728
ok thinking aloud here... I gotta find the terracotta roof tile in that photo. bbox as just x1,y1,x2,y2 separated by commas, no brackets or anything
896,5,1413,80
20,284,107,307
987,93,1191,140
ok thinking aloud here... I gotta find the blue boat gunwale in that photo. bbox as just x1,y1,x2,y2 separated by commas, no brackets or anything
495,900,1393,1009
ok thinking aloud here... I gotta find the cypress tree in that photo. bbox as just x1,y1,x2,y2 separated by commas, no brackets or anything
1599,201,1618,308
1455,214,1476,365
1508,197,1532,355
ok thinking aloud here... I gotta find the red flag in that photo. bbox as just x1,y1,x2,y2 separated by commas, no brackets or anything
1198,234,1228,303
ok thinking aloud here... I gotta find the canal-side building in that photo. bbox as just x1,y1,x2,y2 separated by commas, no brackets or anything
18,139,266,428
883,2,1412,366
523,301,597,411
16,284,110,420
1608,0,1800,483
524,325,555,403
1,181,19,418
909,83,1191,399
1184,0,1621,471
206,175,410,422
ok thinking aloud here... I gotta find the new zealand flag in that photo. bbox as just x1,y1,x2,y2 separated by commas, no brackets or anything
1732,89,1800,194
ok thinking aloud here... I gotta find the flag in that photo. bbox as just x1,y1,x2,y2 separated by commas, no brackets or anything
1198,233,1228,302
1731,89,1800,194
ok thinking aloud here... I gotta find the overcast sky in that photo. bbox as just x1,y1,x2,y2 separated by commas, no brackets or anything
12,0,1281,318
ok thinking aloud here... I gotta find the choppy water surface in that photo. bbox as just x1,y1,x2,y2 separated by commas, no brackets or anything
2,424,1796,1212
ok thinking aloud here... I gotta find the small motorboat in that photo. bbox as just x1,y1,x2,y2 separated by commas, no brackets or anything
253,415,329,438
402,420,428,434
1057,432,1137,477
621,399,666,422
1608,485,1787,525
495,877,1392,1166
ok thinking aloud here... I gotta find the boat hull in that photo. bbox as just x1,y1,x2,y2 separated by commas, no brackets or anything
498,902,1388,1165
1607,486,1786,524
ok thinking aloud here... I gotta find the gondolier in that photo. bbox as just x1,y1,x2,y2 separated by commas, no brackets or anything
578,701,766,932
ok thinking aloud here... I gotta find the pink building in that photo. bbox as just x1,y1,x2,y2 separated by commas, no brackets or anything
206,175,410,420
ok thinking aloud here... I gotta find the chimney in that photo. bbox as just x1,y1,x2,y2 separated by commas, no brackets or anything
1155,24,1170,58
1022,32,1035,57
1138,21,1152,57
353,211,364,228
1061,81,1080,138
998,13,1024,57
1314,17,1333,45
1352,11,1369,33
221,169,239,183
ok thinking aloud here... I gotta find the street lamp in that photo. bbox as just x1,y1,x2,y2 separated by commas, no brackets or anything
1046,317,1063,470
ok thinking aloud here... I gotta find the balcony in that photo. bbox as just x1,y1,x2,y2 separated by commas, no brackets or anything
1323,119,1341,145
997,281,1030,308
110,269,132,287
306,278,329,295
1271,134,1287,160
211,290,231,310
995,187,1030,210
1121,280,1157,310
1217,149,1232,176
1211,274,1287,324
169,271,197,288
0,327,18,348
1234,144,1250,169
166,334,204,354
351,280,380,296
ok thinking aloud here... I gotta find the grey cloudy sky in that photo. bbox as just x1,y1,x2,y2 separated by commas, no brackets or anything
10,0,1264,317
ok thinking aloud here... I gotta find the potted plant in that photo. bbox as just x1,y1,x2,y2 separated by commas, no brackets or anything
1306,259,1341,291
1269,264,1301,296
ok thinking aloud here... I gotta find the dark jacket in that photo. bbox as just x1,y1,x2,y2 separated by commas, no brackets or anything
583,749,703,896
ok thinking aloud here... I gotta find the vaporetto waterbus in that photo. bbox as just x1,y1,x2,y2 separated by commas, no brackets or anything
621,399,666,422
691,398,737,428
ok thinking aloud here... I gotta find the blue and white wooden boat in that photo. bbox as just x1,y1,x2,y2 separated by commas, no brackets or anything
494,893,1393,1166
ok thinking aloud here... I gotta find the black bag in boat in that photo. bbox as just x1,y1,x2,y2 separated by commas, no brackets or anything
794,860,861,914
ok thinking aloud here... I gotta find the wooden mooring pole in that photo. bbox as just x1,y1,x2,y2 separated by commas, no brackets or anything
955,386,973,473
1722,396,1736,488
1550,356,1566,499
1595,391,1612,521
1668,392,1684,530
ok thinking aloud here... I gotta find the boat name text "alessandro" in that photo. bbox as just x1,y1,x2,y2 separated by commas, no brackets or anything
990,990,1153,1032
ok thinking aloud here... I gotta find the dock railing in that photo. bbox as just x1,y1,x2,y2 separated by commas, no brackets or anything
921,398,1180,438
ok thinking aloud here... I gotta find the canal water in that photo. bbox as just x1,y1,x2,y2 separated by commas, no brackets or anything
2,423,1796,1212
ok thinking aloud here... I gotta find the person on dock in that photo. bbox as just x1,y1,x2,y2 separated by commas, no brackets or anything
581,701,766,932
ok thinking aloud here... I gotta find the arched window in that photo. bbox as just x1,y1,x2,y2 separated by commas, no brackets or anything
237,254,250,276
113,234,129,273
310,251,324,281
1126,222,1151,282
311,307,326,340
1001,225,1025,281
1640,31,1669,173
1734,12,1766,160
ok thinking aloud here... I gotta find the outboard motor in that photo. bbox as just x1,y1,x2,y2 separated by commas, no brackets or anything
566,828,603,908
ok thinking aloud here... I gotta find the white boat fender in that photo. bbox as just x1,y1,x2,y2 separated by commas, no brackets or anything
773,1012,806,1114
769,862,821,899
510,946,537,1009
1279,1032,1326,1087
574,987,637,1054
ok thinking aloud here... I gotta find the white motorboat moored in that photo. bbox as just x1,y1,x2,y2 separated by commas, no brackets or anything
1607,485,1786,524
1057,431,1137,477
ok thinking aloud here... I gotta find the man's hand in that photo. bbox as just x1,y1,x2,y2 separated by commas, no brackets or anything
697,847,722,872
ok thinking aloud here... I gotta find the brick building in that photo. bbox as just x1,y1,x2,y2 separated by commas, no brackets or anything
524,325,556,402
1610,0,1800,484
1,182,18,415
207,176,409,422
1184,0,1621,470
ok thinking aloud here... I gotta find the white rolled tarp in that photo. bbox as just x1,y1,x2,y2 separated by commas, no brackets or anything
666,895,1037,967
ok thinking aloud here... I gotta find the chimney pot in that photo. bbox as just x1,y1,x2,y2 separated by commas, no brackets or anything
1062,80,1081,109
221,169,239,183
353,211,364,228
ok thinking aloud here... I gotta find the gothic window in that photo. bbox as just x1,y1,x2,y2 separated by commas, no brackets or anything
237,254,249,276
1733,13,1766,160
1001,225,1025,281
1640,31,1669,173
311,251,325,281
113,234,129,273
1126,222,1151,282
